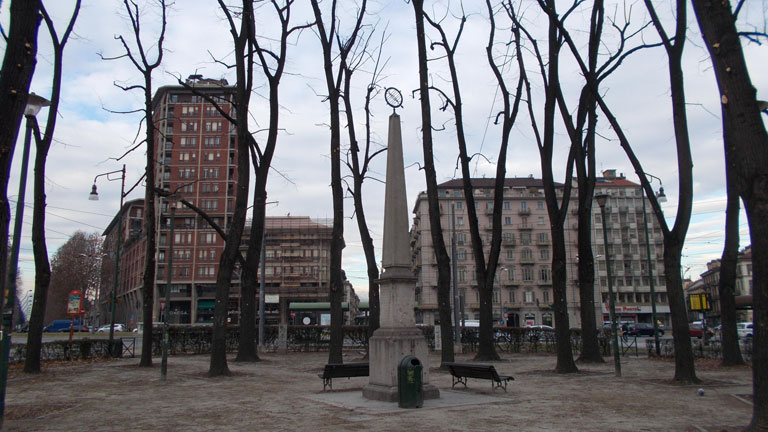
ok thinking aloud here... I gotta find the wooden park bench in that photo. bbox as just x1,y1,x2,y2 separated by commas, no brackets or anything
443,362,514,392
319,362,369,391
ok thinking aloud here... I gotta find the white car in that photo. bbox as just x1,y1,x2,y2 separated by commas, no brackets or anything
737,322,753,340
97,324,126,333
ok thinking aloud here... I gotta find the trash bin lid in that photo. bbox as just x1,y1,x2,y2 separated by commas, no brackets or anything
399,355,421,367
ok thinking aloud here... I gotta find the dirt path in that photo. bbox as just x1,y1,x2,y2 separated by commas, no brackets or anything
4,351,754,431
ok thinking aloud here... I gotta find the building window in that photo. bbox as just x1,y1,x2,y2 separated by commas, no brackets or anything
504,216,512,225
200,232,216,244
540,248,549,260
179,168,196,179
202,167,220,179
542,289,550,303
457,216,464,226
457,249,467,261
205,120,223,132
201,199,218,210
455,201,463,210
521,201,528,210
537,201,544,210
503,201,511,210
524,290,534,303
205,105,220,116
538,216,545,225
509,290,516,303
180,120,198,132
458,267,466,282
506,249,514,260
456,232,466,245
179,136,197,147
204,136,221,147
522,267,534,282
521,248,533,261
540,267,551,282
181,106,199,116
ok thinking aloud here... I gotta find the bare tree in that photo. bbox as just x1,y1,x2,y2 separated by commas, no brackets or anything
542,0,657,363
23,0,81,374
551,0,699,383
411,0,455,365
0,1,42,328
515,0,579,373
423,3,525,361
340,28,387,340
691,0,768,425
310,0,367,365
197,0,257,376
236,0,312,362
104,0,167,367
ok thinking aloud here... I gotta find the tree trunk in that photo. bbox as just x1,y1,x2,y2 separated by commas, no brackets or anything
664,237,698,382
691,0,768,426
541,0,577,374
25,119,50,374
412,0,454,364
140,73,156,368
0,0,41,316
576,176,602,362
718,175,744,366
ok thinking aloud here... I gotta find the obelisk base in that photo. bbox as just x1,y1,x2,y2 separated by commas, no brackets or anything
362,327,440,402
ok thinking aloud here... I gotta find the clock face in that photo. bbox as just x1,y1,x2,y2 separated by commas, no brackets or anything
385,87,403,109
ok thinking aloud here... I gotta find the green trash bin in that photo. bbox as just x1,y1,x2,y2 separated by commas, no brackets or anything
398,355,423,408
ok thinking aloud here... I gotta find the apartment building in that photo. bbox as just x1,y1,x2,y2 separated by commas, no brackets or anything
592,170,671,326
410,170,671,329
411,177,584,328
697,246,753,325
101,77,353,326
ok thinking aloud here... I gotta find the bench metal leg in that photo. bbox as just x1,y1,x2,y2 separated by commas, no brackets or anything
492,380,507,392
452,376,467,389
322,377,332,391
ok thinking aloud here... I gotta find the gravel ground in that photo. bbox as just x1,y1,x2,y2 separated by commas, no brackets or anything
4,350,754,431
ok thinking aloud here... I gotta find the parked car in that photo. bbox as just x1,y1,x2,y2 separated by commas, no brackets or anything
43,319,85,332
525,325,555,343
736,322,753,340
627,322,664,337
97,323,126,333
689,323,714,339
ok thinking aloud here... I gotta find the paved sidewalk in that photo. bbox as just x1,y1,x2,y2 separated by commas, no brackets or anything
4,350,754,431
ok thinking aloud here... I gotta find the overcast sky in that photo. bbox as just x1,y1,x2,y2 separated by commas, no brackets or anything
4,0,767,303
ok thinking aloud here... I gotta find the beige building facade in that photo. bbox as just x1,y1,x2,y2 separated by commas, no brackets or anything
410,170,671,329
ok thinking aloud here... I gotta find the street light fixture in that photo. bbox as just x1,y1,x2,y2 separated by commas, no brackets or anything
89,165,126,357
640,173,665,357
0,92,50,425
595,193,621,377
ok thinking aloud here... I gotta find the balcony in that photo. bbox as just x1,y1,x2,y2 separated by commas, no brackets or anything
518,208,531,216
536,238,551,246
502,237,516,246
520,257,535,264
519,224,532,230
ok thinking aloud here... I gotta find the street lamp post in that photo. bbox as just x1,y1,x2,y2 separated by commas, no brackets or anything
640,173,666,357
0,92,50,426
89,165,126,357
595,193,621,377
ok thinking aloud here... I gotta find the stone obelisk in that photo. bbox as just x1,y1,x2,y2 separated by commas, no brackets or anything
362,111,440,402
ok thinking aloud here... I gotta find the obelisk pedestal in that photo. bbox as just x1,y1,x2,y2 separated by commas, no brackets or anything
362,112,439,402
